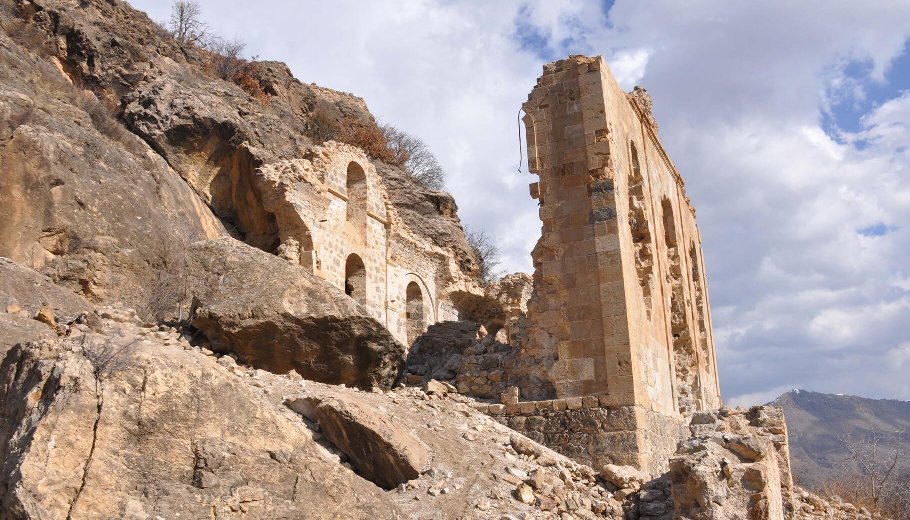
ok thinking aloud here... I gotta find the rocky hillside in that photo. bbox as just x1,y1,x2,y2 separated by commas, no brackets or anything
0,0,479,321
774,389,910,488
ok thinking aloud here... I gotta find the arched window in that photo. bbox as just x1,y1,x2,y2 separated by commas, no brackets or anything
345,254,367,306
405,281,424,345
346,162,368,224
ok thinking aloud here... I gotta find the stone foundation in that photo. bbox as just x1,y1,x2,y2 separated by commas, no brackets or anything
476,398,686,475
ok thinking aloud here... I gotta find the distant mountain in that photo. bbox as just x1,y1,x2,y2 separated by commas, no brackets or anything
773,389,910,489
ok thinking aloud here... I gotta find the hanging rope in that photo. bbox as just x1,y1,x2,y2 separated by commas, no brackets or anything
516,107,525,174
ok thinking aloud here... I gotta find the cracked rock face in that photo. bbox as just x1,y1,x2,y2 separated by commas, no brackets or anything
0,310,399,519
186,238,406,390
0,306,633,519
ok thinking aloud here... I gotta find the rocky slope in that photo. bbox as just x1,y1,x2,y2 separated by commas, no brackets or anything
774,389,910,489
0,0,478,322
0,303,634,519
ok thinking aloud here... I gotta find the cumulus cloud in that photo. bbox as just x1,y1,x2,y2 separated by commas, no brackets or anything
131,0,910,406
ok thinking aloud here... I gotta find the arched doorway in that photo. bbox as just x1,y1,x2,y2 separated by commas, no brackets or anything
345,254,367,306
405,281,424,345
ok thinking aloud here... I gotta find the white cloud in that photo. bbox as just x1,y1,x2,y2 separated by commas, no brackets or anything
728,385,796,408
129,0,910,404
609,48,652,88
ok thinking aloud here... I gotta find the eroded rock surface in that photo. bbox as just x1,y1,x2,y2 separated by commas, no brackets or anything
0,306,641,519
0,308,398,519
0,257,92,354
186,238,405,389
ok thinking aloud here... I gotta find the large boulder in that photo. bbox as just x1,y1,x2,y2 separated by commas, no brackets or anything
187,238,405,389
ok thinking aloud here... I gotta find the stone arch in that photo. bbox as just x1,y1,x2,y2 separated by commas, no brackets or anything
628,141,654,318
344,253,367,306
346,161,368,227
405,281,424,345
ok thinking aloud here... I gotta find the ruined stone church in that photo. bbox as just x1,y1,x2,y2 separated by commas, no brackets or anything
521,55,721,415
409,55,725,474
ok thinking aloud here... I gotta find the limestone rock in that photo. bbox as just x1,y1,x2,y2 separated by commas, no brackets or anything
286,395,430,489
0,316,400,519
424,379,450,395
0,257,93,354
186,238,405,389
599,464,649,491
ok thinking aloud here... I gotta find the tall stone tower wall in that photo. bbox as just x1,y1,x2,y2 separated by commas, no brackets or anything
522,55,721,415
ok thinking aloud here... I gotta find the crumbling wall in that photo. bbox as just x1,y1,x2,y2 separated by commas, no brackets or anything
476,398,686,475
256,143,479,346
520,55,721,414
670,406,794,520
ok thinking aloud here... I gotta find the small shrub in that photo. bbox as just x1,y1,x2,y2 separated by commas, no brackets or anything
200,38,269,104
204,37,246,80
82,336,139,381
306,109,341,143
232,62,269,105
336,116,401,165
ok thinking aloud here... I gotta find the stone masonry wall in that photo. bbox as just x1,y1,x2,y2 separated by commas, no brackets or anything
257,143,477,346
520,55,721,414
476,398,687,475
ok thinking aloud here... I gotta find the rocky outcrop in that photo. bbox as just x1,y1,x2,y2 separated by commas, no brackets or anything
0,305,640,519
286,395,430,489
0,257,92,354
0,19,226,319
0,308,400,519
186,238,405,389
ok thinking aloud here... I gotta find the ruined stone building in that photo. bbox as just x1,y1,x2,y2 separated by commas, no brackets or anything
521,55,721,415
487,54,724,471
256,143,480,347
406,55,726,473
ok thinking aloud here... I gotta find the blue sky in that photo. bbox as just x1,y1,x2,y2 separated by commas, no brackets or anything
131,0,910,406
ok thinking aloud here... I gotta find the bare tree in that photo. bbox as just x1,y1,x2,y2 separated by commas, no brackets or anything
826,427,910,519
381,124,446,189
168,1,209,46
466,227,502,286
